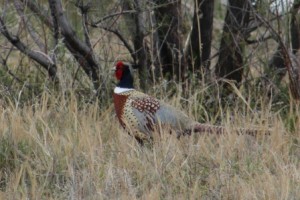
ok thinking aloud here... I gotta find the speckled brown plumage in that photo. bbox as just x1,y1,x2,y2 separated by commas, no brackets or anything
131,96,160,113
113,89,157,140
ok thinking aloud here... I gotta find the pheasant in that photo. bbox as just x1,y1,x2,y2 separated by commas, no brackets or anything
113,61,269,142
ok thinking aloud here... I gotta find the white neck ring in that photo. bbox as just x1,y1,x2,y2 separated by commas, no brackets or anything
114,87,135,94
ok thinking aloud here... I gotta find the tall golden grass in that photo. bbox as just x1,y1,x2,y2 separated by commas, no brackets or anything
0,88,299,199
1,1,299,198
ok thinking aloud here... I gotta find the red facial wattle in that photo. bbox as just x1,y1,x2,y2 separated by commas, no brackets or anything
115,61,124,80
115,69,123,80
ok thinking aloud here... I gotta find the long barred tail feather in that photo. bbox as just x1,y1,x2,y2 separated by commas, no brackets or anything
187,123,271,137
193,124,224,134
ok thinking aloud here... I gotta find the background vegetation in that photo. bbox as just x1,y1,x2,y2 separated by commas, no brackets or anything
0,0,300,199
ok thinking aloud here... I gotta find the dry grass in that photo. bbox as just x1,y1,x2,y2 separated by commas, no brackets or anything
0,89,299,200
1,1,299,199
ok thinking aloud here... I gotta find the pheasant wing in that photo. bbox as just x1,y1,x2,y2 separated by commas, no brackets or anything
130,95,161,133
129,93,193,134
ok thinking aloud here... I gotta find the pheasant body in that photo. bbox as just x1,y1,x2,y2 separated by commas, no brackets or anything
113,61,268,141
113,88,199,140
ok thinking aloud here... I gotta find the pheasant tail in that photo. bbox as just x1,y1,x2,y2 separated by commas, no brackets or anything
191,123,270,136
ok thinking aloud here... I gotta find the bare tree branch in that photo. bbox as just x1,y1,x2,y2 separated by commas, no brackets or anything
91,10,137,27
19,0,53,27
0,17,57,81
0,48,24,85
14,0,45,51
255,10,300,99
48,0,59,64
245,35,273,44
100,26,136,62
75,0,93,50
89,3,136,62
49,0,103,91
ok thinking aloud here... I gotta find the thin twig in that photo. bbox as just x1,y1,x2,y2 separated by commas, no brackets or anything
0,48,32,89
100,26,136,62
19,0,53,27
75,0,93,49
245,35,273,44
14,0,45,51
91,10,137,27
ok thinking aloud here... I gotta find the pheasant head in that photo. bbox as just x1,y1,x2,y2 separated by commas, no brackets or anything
113,61,135,89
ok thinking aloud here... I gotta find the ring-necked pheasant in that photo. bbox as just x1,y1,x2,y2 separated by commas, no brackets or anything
113,61,269,142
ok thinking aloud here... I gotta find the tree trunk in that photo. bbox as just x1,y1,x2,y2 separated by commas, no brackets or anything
291,2,300,54
185,0,214,73
122,0,150,91
289,2,300,99
154,0,184,81
215,0,251,84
